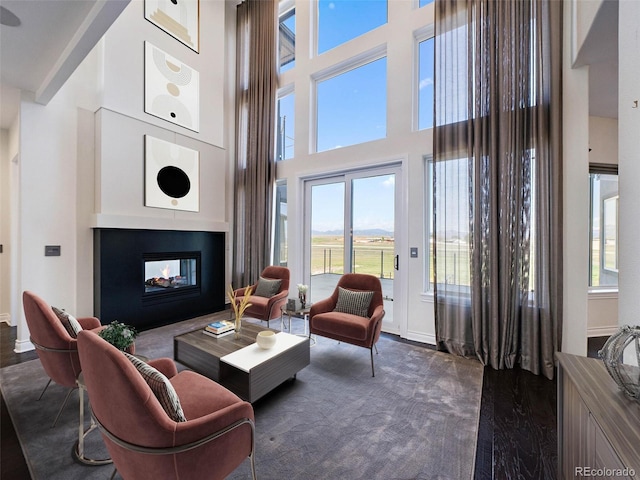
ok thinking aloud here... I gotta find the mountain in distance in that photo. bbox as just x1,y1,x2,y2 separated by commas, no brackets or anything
312,229,394,237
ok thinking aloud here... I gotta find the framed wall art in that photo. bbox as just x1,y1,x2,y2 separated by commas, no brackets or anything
144,41,200,132
145,0,199,53
145,135,200,212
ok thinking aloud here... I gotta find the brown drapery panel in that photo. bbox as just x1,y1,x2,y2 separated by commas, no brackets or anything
433,0,563,379
233,0,278,287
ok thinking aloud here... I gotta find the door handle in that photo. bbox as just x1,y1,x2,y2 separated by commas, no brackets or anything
394,255,399,270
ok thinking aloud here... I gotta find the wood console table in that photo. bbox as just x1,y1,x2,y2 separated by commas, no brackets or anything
557,353,640,479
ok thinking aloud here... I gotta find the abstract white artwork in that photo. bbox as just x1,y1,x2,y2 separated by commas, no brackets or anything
144,42,200,132
145,0,199,52
145,135,200,212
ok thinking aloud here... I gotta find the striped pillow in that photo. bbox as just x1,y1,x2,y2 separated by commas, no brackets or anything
334,287,374,318
52,307,83,338
124,352,186,422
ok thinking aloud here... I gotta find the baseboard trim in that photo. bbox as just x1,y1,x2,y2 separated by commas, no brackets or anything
587,326,618,338
0,313,10,325
405,331,436,346
14,338,34,353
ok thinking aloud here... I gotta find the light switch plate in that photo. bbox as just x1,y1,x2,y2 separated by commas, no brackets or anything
45,245,61,256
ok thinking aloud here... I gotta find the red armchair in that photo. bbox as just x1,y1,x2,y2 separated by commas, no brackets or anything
309,273,385,376
234,266,290,327
77,329,256,480
22,290,103,427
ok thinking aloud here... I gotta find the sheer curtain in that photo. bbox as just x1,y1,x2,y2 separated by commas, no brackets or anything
233,0,278,287
433,0,562,379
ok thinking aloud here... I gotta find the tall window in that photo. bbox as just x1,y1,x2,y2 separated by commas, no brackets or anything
417,34,434,130
317,0,387,54
419,0,435,7
315,55,387,152
276,88,295,160
273,181,288,266
279,7,295,73
589,164,619,288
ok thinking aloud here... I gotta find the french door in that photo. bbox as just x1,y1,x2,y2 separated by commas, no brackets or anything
304,165,401,333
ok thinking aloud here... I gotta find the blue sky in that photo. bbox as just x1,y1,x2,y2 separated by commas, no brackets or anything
311,174,396,233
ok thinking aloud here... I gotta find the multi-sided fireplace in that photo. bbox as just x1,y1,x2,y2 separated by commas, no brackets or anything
94,229,225,331
143,253,199,294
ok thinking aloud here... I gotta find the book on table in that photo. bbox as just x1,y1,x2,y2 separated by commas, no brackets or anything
204,321,234,335
203,329,234,339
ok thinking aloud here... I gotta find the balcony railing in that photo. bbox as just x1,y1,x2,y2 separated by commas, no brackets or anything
311,246,395,279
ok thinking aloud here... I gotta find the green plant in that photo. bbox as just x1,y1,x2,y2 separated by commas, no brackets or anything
98,321,138,351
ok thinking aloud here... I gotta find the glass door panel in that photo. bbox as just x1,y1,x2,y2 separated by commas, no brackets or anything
309,181,345,303
351,174,395,327
305,166,401,334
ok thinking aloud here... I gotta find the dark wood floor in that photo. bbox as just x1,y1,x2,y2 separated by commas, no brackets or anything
0,322,608,480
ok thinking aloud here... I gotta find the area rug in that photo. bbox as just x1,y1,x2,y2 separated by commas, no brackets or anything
0,314,484,480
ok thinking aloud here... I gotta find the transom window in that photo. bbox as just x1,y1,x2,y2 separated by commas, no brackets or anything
276,88,295,161
279,7,295,73
317,0,387,54
315,55,387,152
417,32,434,130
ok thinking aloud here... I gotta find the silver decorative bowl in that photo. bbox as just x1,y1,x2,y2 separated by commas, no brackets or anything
598,325,640,402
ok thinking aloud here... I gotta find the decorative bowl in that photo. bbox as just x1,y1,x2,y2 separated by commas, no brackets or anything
598,325,640,402
256,330,277,349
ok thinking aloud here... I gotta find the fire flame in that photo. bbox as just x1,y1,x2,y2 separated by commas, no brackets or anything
160,264,170,279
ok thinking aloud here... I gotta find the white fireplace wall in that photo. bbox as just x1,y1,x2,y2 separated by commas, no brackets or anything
93,108,228,232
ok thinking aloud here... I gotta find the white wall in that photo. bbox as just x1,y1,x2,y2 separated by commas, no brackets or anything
587,116,619,337
93,108,228,231
11,0,231,351
0,120,21,325
15,88,83,351
572,0,604,64
562,0,591,356
100,0,226,148
0,129,9,323
617,0,640,333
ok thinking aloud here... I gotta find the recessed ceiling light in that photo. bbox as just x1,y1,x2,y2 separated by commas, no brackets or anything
0,6,21,27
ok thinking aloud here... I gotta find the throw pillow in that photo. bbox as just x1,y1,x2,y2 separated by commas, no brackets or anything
124,352,187,422
333,287,374,318
52,306,83,338
254,276,282,298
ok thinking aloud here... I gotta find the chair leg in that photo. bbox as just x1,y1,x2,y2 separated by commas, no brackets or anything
370,348,375,377
51,387,75,428
250,451,257,480
37,378,52,401
374,343,379,355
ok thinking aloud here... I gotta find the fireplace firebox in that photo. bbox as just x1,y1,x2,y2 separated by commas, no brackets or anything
144,253,199,294
94,229,225,331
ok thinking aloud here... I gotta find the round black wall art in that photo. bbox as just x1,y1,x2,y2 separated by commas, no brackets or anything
157,166,191,198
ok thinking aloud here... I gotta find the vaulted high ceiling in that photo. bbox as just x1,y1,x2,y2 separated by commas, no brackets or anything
0,0,129,128
0,0,619,131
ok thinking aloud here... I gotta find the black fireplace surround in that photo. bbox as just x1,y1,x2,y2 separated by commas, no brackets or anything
94,228,225,331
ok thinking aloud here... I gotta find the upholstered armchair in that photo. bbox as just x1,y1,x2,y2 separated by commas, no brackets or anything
234,266,290,327
309,273,385,376
22,290,104,427
76,330,256,480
